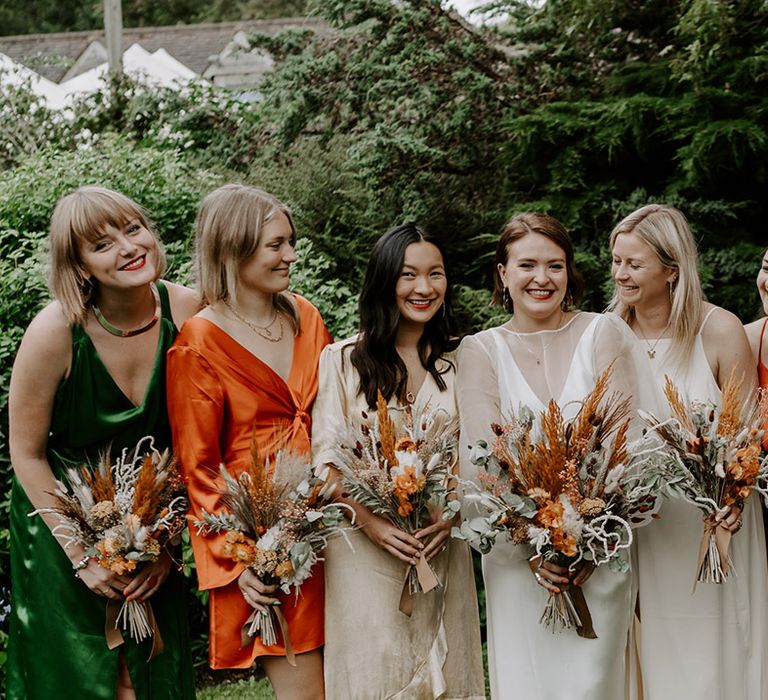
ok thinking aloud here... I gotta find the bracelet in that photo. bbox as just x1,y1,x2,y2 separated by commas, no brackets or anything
72,555,90,578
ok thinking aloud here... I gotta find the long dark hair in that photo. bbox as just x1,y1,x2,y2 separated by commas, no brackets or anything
349,223,458,407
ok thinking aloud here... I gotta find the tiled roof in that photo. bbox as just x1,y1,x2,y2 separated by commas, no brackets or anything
0,18,325,83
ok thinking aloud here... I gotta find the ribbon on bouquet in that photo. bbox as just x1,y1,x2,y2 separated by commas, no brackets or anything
694,516,732,590
568,585,597,639
241,605,296,667
105,599,164,660
398,557,440,617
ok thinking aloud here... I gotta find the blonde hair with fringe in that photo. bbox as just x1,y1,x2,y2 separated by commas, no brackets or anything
608,204,704,368
49,186,166,325
194,184,300,333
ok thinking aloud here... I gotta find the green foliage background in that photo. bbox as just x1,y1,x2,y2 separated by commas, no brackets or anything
1,0,767,689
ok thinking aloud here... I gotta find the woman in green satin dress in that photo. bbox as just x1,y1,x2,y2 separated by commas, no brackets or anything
8,186,199,699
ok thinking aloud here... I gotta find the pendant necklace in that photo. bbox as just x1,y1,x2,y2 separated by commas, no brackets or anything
93,283,160,338
637,318,672,359
507,312,564,365
225,301,284,343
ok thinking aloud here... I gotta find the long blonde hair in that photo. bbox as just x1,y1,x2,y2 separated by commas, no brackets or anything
49,186,166,325
608,204,704,367
194,184,300,333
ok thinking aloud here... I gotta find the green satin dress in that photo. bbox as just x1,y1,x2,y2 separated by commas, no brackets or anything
8,281,195,700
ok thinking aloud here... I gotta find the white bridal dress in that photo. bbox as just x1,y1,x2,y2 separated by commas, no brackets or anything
458,312,644,700
312,338,485,700
635,308,768,699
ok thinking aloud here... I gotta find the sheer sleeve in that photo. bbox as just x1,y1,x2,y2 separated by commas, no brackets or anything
456,333,501,485
311,341,353,470
166,344,237,590
593,313,662,441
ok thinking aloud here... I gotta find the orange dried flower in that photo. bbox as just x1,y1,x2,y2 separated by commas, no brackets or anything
552,529,578,557
274,561,294,579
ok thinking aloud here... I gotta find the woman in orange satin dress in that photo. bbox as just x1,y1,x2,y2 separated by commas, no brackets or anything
167,184,330,698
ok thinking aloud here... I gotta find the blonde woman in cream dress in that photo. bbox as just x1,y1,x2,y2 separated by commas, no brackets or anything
312,224,484,699
610,204,768,699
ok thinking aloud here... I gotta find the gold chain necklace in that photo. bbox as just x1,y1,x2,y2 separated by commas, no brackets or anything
507,311,565,366
224,302,284,343
635,318,672,359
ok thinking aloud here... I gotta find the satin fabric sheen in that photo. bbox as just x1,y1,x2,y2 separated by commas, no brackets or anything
8,281,195,700
167,295,331,668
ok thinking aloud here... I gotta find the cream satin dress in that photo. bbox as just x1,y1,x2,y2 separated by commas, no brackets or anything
458,312,645,700
312,338,485,700
635,308,768,699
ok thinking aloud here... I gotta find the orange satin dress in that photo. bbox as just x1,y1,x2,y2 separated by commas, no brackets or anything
167,295,331,669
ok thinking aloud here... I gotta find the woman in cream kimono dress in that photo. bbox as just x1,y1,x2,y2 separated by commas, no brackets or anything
312,338,485,699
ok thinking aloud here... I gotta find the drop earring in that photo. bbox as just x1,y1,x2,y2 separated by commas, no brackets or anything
502,287,512,312
81,276,94,300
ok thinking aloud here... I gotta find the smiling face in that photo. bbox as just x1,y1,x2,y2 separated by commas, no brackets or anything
757,250,768,315
78,218,160,291
395,241,447,330
237,210,297,296
497,232,568,328
611,232,677,311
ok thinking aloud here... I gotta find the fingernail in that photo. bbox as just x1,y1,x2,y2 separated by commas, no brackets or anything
126,596,133,602
137,598,143,604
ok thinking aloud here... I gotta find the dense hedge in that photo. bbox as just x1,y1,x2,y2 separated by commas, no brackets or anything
2,0,767,685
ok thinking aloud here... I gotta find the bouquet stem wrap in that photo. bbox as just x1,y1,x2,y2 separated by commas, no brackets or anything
105,599,164,660
399,557,440,616
695,516,732,588
241,605,295,666
540,585,597,639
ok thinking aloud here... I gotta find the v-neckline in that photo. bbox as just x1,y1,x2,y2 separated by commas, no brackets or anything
198,317,299,392
79,323,166,409
495,313,595,413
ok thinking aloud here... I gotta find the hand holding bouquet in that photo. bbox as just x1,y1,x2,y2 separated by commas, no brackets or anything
34,436,187,656
640,373,768,586
456,366,658,638
194,435,349,664
330,392,459,616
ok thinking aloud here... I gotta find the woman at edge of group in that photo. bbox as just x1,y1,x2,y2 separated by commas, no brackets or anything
743,248,768,542
8,186,198,699
166,184,330,698
458,212,646,699
311,223,485,699
610,203,768,699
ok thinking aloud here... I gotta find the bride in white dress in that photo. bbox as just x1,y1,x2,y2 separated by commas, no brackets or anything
610,204,768,699
458,213,646,700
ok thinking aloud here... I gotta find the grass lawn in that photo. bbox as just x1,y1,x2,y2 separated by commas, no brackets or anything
197,677,275,699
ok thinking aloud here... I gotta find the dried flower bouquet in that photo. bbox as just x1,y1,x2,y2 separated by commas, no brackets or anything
35,436,187,655
194,434,349,663
330,392,459,616
640,373,768,585
456,366,659,638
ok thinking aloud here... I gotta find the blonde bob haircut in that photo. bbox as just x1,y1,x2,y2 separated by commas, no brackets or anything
49,185,166,325
608,203,704,368
194,184,300,333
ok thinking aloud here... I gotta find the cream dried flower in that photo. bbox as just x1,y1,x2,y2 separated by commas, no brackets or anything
89,500,120,529
578,497,607,518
